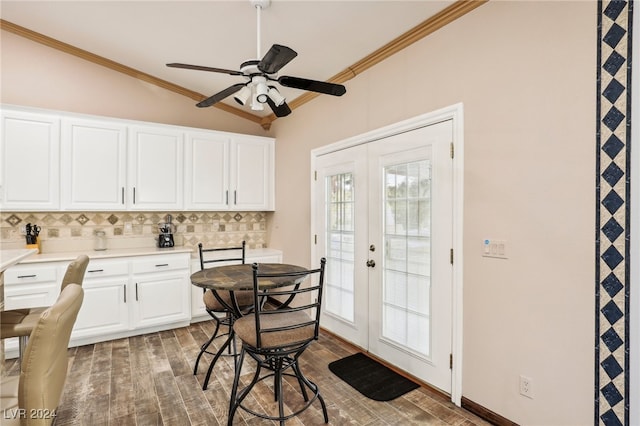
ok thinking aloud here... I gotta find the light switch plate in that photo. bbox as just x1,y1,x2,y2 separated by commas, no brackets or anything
482,239,508,259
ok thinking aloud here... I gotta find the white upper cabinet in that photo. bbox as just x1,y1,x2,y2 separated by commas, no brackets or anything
0,109,60,211
128,125,184,210
230,136,275,211
61,118,127,210
184,132,274,211
1,105,274,212
184,131,230,210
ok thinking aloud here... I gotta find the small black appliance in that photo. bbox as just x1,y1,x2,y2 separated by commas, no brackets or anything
158,214,175,248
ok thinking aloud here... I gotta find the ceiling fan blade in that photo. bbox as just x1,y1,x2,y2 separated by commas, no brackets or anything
167,63,243,76
196,83,246,108
266,98,292,118
278,76,346,96
258,44,298,74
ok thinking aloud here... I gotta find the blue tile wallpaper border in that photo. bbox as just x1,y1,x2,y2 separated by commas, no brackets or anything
596,1,633,425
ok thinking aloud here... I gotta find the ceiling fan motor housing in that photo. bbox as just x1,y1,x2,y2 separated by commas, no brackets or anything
166,0,345,117
240,60,262,75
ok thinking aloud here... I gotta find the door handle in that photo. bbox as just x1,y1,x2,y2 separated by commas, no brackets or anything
366,259,376,268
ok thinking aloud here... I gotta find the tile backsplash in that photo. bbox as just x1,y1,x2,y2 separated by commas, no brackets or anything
1,211,268,252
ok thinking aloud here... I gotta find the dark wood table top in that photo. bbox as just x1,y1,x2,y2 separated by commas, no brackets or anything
190,263,308,291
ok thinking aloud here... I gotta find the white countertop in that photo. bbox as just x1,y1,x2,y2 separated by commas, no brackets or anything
0,248,39,272
8,247,283,264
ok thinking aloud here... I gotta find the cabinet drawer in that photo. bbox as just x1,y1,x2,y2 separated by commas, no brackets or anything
84,259,129,278
132,254,189,274
4,282,58,310
4,264,57,284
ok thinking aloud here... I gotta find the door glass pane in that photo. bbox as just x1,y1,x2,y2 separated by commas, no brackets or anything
382,160,432,358
325,173,355,322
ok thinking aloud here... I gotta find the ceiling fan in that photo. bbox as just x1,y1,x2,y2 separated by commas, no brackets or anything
166,0,346,118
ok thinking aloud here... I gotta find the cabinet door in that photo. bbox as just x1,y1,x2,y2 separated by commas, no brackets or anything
184,132,230,210
133,275,190,328
4,282,59,310
229,137,274,211
129,126,184,210
61,118,127,210
0,110,60,211
72,279,129,339
3,263,59,309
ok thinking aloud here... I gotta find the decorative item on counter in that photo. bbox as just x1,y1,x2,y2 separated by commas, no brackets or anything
94,230,107,251
158,214,175,248
25,223,41,253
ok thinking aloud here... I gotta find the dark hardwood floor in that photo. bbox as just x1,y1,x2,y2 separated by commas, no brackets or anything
4,322,490,425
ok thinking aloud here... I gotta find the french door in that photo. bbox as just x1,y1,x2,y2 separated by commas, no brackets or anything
315,120,454,393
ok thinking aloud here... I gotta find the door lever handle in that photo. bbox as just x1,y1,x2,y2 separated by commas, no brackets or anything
366,259,376,268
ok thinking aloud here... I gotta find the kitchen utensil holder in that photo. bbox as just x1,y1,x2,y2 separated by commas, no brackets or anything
26,237,41,254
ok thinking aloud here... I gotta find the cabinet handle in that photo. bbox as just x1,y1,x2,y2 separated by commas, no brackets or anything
121,187,125,205
124,284,127,303
234,190,237,205
226,190,229,205
155,263,169,267
133,187,136,204
87,269,104,273
135,283,139,301
17,274,36,279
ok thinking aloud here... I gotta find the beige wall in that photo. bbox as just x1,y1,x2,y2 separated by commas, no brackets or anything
0,31,268,137
1,1,597,424
269,1,596,424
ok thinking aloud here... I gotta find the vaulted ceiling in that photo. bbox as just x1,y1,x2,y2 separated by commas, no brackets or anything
0,0,486,129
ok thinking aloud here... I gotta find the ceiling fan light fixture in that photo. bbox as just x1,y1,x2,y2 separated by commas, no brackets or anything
250,93,265,111
267,86,286,106
255,81,269,103
234,85,252,105
167,0,346,117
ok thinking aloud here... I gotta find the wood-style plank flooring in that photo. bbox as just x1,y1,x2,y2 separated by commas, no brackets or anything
4,322,490,425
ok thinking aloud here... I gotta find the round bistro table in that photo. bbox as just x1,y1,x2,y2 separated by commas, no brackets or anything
190,263,309,390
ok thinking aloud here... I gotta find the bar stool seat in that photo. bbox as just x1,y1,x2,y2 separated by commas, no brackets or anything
0,255,89,361
1,308,44,336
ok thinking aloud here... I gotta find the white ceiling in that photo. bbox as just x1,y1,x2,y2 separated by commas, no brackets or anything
0,0,455,117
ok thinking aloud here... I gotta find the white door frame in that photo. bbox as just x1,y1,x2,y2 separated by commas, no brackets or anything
310,103,464,405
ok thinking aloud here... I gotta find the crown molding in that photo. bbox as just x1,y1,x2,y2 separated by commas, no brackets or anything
1,0,486,130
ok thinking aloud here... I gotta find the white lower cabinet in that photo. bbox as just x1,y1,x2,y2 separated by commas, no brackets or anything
3,264,59,310
72,258,130,339
2,251,191,357
2,263,60,356
131,254,191,328
190,250,283,322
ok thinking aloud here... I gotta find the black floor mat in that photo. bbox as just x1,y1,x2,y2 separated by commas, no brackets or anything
328,352,420,401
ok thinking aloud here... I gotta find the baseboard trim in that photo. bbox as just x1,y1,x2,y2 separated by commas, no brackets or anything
319,327,453,404
461,397,519,426
320,327,519,426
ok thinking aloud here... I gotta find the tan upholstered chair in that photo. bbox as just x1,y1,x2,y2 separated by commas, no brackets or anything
194,242,255,390
228,258,328,426
0,283,84,426
0,255,89,360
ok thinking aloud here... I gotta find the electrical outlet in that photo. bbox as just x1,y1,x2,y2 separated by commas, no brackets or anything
124,222,133,235
519,375,533,399
19,225,27,235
